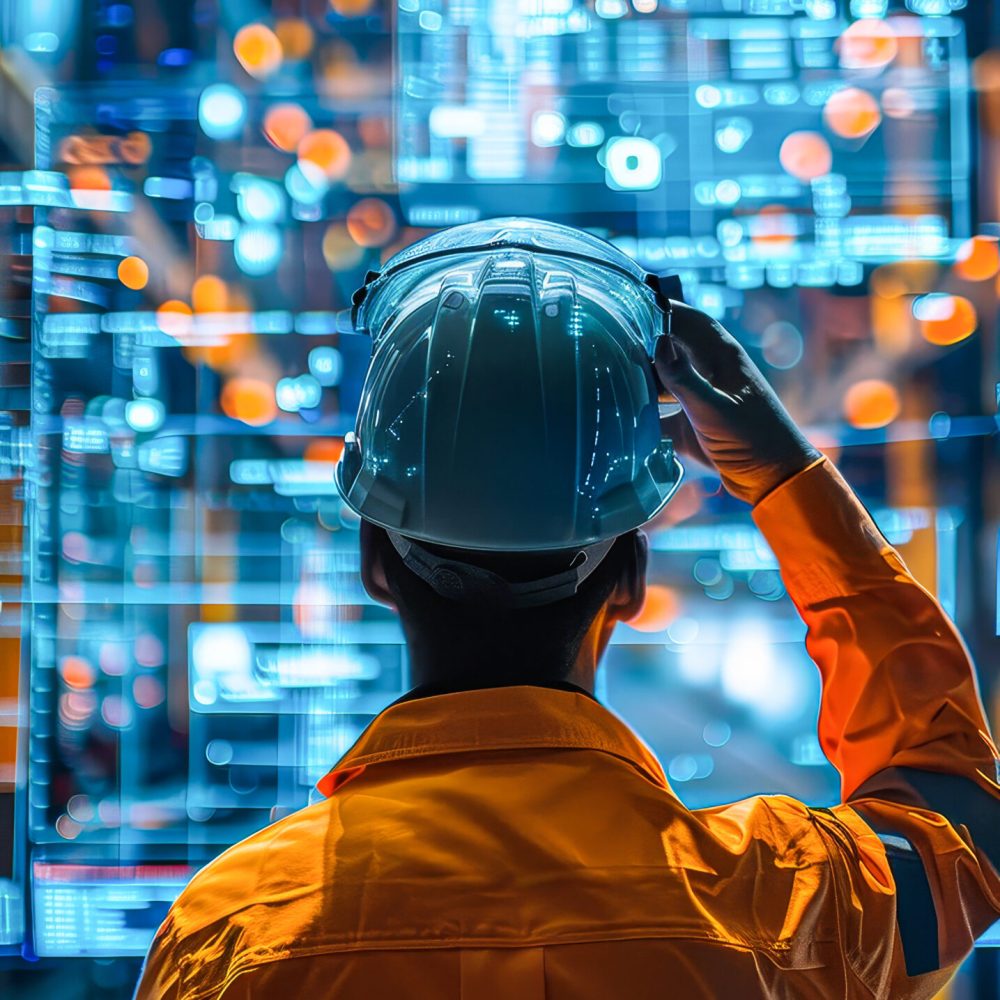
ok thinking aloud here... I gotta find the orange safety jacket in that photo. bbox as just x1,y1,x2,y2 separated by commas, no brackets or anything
135,460,1000,999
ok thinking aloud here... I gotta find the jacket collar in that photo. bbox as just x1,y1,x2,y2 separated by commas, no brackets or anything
317,684,669,797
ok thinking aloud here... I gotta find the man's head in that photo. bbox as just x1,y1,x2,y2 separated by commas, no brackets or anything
360,520,647,689
337,217,684,690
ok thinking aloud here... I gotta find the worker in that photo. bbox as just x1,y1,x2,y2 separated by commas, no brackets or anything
136,219,1000,999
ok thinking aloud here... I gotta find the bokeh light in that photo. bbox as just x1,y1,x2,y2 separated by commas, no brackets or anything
823,87,881,139
837,19,898,71
954,236,1000,281
125,398,165,432
221,377,278,426
118,255,149,290
760,321,803,369
155,300,194,340
345,198,397,247
101,695,133,730
234,225,283,276
233,23,283,80
914,293,978,346
298,129,352,181
191,275,229,313
779,131,832,182
198,84,247,141
308,346,343,386
60,656,95,690
67,166,111,191
276,374,322,412
843,379,901,429
67,795,95,823
330,0,376,15
274,18,314,60
627,585,679,632
55,814,82,840
133,675,166,710
263,103,312,153
303,438,344,464
135,633,165,668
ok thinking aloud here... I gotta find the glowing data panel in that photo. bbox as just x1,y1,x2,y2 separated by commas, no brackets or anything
32,864,194,957
397,2,970,293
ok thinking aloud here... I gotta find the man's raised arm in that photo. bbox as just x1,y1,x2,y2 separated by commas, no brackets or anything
653,296,1000,980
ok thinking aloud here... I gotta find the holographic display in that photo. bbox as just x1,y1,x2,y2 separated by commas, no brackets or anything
0,0,993,977
397,2,970,314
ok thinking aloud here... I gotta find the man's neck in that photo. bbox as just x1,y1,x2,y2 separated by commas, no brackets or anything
400,617,603,697
392,676,598,706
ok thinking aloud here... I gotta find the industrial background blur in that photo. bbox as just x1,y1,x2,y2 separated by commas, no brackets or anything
0,0,997,996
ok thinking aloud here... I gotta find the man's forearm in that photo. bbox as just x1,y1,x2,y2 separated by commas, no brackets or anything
752,457,999,800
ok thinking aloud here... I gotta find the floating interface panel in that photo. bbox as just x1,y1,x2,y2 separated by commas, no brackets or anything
21,86,405,957
397,2,970,306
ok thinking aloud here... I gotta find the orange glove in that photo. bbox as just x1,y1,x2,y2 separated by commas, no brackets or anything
652,299,820,506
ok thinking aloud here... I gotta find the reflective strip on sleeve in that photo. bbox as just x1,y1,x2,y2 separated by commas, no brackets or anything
875,831,941,977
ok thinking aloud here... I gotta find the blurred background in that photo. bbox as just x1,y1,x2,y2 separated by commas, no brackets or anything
0,0,997,996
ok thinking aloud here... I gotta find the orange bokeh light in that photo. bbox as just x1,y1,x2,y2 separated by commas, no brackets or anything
346,198,397,248
330,0,376,15
61,655,96,690
185,287,253,371
233,23,283,79
67,166,112,191
263,103,312,153
274,18,314,60
837,19,899,71
844,379,900,429
118,255,149,290
298,129,352,181
916,294,978,346
779,131,832,182
156,300,193,339
824,87,882,139
221,377,277,426
955,236,1000,282
303,438,345,464
628,585,679,633
192,274,229,312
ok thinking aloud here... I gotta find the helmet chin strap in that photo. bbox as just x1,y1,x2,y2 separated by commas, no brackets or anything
385,530,617,609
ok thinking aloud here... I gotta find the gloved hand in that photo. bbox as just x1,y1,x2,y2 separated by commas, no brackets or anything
652,300,821,506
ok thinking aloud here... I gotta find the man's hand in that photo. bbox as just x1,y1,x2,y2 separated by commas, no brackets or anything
653,300,820,506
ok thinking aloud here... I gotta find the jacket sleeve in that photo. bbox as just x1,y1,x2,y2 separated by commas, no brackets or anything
133,914,182,1000
752,458,1000,981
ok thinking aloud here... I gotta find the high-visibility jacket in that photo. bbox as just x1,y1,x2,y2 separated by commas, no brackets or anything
135,460,1000,999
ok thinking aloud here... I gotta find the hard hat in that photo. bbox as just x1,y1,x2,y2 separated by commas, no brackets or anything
336,217,683,604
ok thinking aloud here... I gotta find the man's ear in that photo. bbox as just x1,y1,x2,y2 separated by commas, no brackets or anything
611,529,648,623
359,521,398,611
